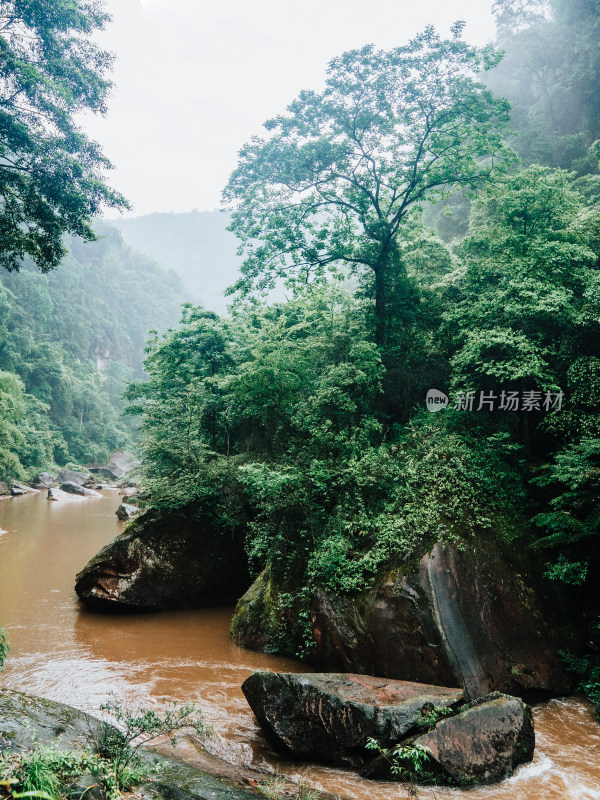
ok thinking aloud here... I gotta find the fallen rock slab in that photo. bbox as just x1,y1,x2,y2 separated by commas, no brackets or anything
48,487,73,501
242,672,464,766
61,481,101,497
116,502,140,520
12,482,39,494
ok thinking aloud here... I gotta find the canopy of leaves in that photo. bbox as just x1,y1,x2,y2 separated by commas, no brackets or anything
224,26,512,343
0,0,127,272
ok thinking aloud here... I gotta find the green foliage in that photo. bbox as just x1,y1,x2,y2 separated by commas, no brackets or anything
365,738,433,790
0,225,184,471
130,285,526,665
224,26,512,343
94,698,209,798
0,747,99,800
448,166,597,400
0,626,8,669
125,16,600,673
488,0,600,171
412,704,455,733
0,0,128,273
560,646,600,718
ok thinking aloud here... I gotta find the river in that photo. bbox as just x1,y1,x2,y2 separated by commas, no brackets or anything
0,490,599,800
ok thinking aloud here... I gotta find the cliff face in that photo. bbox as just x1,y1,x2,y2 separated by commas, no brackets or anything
232,540,571,701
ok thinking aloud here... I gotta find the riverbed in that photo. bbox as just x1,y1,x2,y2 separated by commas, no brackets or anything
1,491,599,800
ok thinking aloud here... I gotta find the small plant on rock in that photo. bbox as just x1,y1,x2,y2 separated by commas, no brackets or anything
92,697,211,797
365,738,433,798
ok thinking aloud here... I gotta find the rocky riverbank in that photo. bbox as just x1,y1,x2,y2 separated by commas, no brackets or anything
0,689,271,800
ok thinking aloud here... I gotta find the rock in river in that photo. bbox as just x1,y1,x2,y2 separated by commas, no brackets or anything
233,539,570,700
31,472,56,489
116,502,140,520
75,508,249,611
242,671,464,766
57,469,94,486
61,481,101,497
411,692,535,785
242,673,534,785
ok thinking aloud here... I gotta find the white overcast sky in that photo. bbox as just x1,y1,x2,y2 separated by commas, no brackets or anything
87,0,496,217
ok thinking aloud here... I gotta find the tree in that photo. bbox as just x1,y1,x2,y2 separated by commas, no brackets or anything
223,25,512,344
487,0,600,171
446,165,599,450
0,0,127,272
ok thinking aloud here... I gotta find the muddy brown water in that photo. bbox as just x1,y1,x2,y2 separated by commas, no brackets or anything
1,491,599,800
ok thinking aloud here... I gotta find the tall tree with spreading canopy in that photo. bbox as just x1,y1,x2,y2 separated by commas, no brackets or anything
224,25,512,344
0,0,127,272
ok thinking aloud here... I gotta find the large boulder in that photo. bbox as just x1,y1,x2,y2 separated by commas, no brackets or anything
89,465,122,481
116,502,140,520
61,481,101,497
242,671,464,766
232,540,570,701
242,673,534,785
57,469,93,486
410,693,534,785
31,472,56,489
75,509,250,611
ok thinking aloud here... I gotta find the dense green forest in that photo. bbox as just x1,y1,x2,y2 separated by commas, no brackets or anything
126,1,600,707
1,0,599,712
0,224,184,477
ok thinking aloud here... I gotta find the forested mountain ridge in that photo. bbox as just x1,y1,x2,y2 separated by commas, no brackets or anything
110,211,243,313
0,224,185,477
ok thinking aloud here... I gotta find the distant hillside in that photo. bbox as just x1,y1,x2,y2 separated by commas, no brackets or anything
0,223,185,474
109,210,243,313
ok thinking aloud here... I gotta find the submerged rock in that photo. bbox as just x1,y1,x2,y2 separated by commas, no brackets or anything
75,508,249,611
242,671,464,766
116,502,140,520
233,540,570,701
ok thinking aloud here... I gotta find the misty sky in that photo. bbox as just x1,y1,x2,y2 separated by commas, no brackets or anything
89,0,496,218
